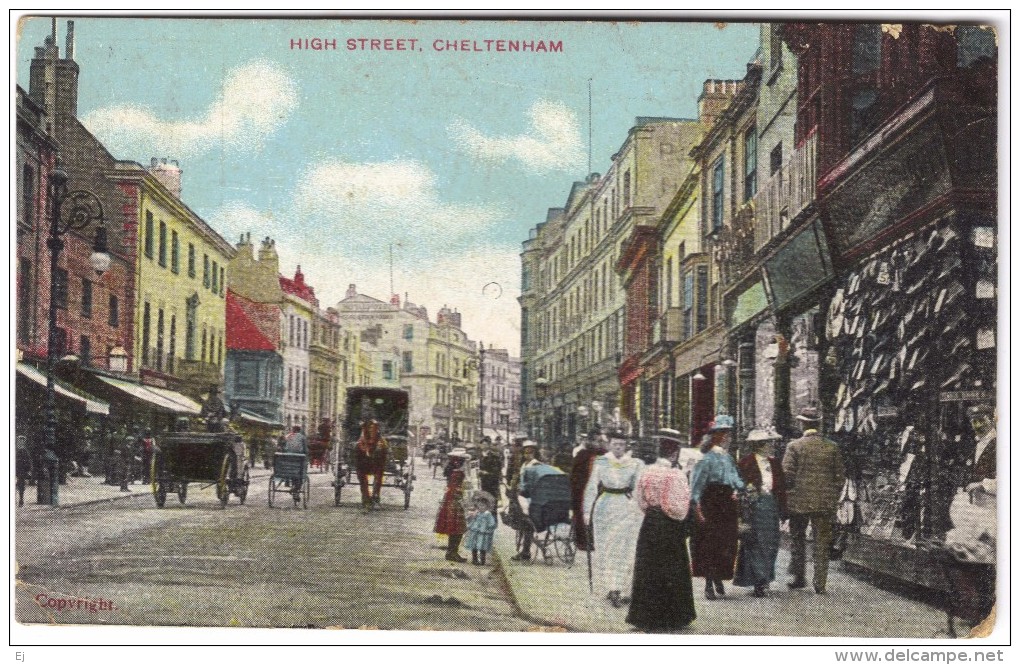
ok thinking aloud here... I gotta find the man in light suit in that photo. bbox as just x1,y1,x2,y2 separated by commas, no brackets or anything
782,406,846,594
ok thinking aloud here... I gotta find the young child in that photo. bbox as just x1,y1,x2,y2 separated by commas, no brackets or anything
464,493,498,565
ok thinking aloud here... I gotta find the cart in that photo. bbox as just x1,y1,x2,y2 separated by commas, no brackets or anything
150,432,249,508
335,436,415,509
940,548,995,638
269,452,309,509
333,387,413,509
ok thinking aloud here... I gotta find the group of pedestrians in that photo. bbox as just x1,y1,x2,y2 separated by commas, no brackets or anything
570,407,845,633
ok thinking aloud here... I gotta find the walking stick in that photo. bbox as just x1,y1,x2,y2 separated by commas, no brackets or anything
586,487,604,594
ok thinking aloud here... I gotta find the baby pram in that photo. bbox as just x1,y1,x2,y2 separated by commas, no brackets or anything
503,474,576,565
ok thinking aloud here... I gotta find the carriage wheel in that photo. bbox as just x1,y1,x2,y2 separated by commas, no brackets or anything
268,476,275,508
302,475,310,509
237,467,250,505
177,482,188,504
554,526,577,566
151,455,167,508
217,454,232,508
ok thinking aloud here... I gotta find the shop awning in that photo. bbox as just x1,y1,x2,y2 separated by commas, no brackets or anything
237,409,283,427
16,362,110,415
143,385,203,414
97,375,199,414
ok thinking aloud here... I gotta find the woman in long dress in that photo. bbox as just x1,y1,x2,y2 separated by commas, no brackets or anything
583,436,645,608
627,435,695,632
734,428,787,597
690,416,745,600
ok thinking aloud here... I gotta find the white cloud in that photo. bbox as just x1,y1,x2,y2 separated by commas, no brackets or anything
83,60,297,158
449,100,585,173
205,159,521,352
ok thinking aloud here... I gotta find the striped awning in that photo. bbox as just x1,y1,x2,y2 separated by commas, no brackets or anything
97,375,200,415
16,362,110,416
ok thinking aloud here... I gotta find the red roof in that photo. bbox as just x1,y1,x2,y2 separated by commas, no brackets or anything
227,290,279,352
279,266,318,306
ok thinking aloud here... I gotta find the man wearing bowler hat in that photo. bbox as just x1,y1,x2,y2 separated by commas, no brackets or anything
782,406,846,594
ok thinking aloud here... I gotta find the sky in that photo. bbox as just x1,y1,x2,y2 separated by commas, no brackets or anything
16,15,761,354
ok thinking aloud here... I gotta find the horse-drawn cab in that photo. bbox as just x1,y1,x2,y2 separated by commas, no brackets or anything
150,416,249,508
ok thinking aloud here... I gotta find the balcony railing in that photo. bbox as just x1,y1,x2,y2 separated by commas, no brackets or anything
651,308,683,345
754,133,817,252
718,201,756,288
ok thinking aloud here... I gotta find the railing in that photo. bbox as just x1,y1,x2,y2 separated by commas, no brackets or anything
651,308,684,345
754,133,817,252
432,403,452,419
718,201,756,287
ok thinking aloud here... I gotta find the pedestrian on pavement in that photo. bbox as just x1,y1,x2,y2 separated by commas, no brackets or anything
140,429,155,484
690,415,745,600
782,406,846,595
512,442,566,562
583,435,645,608
119,428,135,492
570,425,607,551
15,435,32,507
477,441,502,509
434,451,469,563
627,433,695,632
734,427,788,598
355,419,389,510
465,492,498,565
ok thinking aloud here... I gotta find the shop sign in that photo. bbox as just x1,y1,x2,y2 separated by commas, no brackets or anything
938,390,994,403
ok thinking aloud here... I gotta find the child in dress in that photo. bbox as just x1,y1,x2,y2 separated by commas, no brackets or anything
465,493,498,565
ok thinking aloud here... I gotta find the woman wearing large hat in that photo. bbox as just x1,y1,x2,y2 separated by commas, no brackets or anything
689,415,745,600
734,427,788,597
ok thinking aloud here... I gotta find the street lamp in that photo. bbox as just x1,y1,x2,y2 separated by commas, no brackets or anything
43,164,108,506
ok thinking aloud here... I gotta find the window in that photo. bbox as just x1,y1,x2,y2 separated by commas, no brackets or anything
696,265,709,333
219,267,225,296
769,24,782,73
21,165,35,227
168,315,176,373
743,127,757,201
852,24,882,74
623,170,631,207
203,254,210,288
211,259,219,293
144,211,154,259
142,302,151,366
17,258,31,343
770,143,783,175
109,295,119,327
79,335,90,365
156,309,164,371
81,279,92,318
188,243,196,277
158,220,167,267
185,295,197,360
54,268,68,309
201,328,207,363
382,361,394,381
664,258,673,309
711,158,725,232
403,351,414,374
171,231,179,273
287,367,293,401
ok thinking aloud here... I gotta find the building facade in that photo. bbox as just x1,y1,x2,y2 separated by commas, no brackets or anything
479,346,522,442
107,159,235,400
279,267,317,432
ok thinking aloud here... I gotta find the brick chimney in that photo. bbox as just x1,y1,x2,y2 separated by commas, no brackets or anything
28,21,80,131
148,158,183,198
697,79,742,129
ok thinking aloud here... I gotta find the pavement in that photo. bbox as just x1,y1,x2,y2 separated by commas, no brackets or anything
489,492,954,638
18,460,954,637
16,466,275,511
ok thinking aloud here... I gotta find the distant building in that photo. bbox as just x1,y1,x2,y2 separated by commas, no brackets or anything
479,346,522,442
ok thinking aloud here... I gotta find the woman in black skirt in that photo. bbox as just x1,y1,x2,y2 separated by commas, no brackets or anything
627,434,695,633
